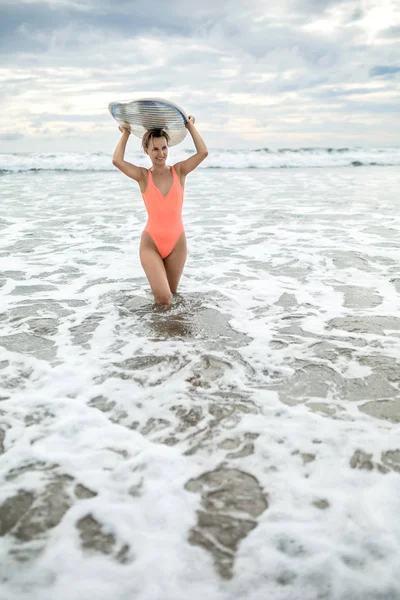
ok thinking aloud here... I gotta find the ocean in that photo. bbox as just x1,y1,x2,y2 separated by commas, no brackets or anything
1,148,400,600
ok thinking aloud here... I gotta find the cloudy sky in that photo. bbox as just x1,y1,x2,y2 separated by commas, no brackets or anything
1,0,399,152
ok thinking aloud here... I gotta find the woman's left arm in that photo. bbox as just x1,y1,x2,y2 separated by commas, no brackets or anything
175,116,208,176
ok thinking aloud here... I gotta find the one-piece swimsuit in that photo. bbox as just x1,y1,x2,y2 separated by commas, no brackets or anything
142,166,184,259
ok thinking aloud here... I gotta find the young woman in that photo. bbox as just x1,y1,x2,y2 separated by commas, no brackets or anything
112,116,208,305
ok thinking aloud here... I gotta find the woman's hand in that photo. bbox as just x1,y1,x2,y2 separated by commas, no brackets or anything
186,115,196,128
119,125,131,135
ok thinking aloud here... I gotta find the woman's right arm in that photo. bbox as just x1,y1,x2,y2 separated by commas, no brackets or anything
112,126,146,183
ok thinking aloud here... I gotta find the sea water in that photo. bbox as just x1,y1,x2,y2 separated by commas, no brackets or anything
0,149,400,600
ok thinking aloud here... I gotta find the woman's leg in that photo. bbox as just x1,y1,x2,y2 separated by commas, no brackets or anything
164,233,187,294
139,232,172,305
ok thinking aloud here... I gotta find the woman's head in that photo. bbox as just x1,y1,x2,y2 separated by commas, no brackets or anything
142,129,171,164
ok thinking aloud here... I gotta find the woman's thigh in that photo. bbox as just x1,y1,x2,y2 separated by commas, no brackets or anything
164,233,187,294
139,232,172,304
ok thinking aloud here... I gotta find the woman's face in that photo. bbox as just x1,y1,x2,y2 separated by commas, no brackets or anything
147,136,168,164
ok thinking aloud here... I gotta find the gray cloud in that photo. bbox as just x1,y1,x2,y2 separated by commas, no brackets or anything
0,0,197,54
370,65,400,77
380,26,400,39
0,0,252,54
293,0,355,16
0,133,24,141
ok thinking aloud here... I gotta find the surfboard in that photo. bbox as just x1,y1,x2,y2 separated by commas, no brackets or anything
108,97,189,146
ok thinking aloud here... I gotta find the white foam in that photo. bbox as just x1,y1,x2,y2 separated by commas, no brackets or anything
1,146,400,172
1,166,400,599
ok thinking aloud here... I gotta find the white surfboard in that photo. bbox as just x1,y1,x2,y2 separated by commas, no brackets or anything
108,97,188,146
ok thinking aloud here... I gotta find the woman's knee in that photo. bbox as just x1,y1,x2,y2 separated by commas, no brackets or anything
154,291,172,305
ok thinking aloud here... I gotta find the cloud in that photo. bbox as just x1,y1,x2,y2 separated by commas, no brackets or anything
1,0,399,150
370,65,400,77
0,0,250,55
0,133,24,141
380,25,400,39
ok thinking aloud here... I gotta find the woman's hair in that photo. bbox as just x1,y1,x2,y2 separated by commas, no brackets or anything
142,129,171,153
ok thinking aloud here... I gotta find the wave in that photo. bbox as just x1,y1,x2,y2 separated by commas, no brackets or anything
1,147,399,172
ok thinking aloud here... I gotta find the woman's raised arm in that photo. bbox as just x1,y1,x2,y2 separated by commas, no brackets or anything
112,126,146,183
175,116,208,177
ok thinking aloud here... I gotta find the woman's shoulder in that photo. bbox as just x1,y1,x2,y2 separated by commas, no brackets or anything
172,163,185,189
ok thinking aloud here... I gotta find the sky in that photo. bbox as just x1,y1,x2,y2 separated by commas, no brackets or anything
1,0,399,152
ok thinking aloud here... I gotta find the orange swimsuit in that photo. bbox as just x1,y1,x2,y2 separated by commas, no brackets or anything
142,165,184,259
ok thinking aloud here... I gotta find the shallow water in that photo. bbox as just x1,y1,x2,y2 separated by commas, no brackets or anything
1,166,400,600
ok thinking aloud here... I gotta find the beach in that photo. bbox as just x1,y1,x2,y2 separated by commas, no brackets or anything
1,153,400,600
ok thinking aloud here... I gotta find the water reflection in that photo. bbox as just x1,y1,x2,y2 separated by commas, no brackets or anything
113,290,248,347
115,292,203,340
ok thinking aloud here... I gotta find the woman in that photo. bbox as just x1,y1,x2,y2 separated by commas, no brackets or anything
112,116,208,305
